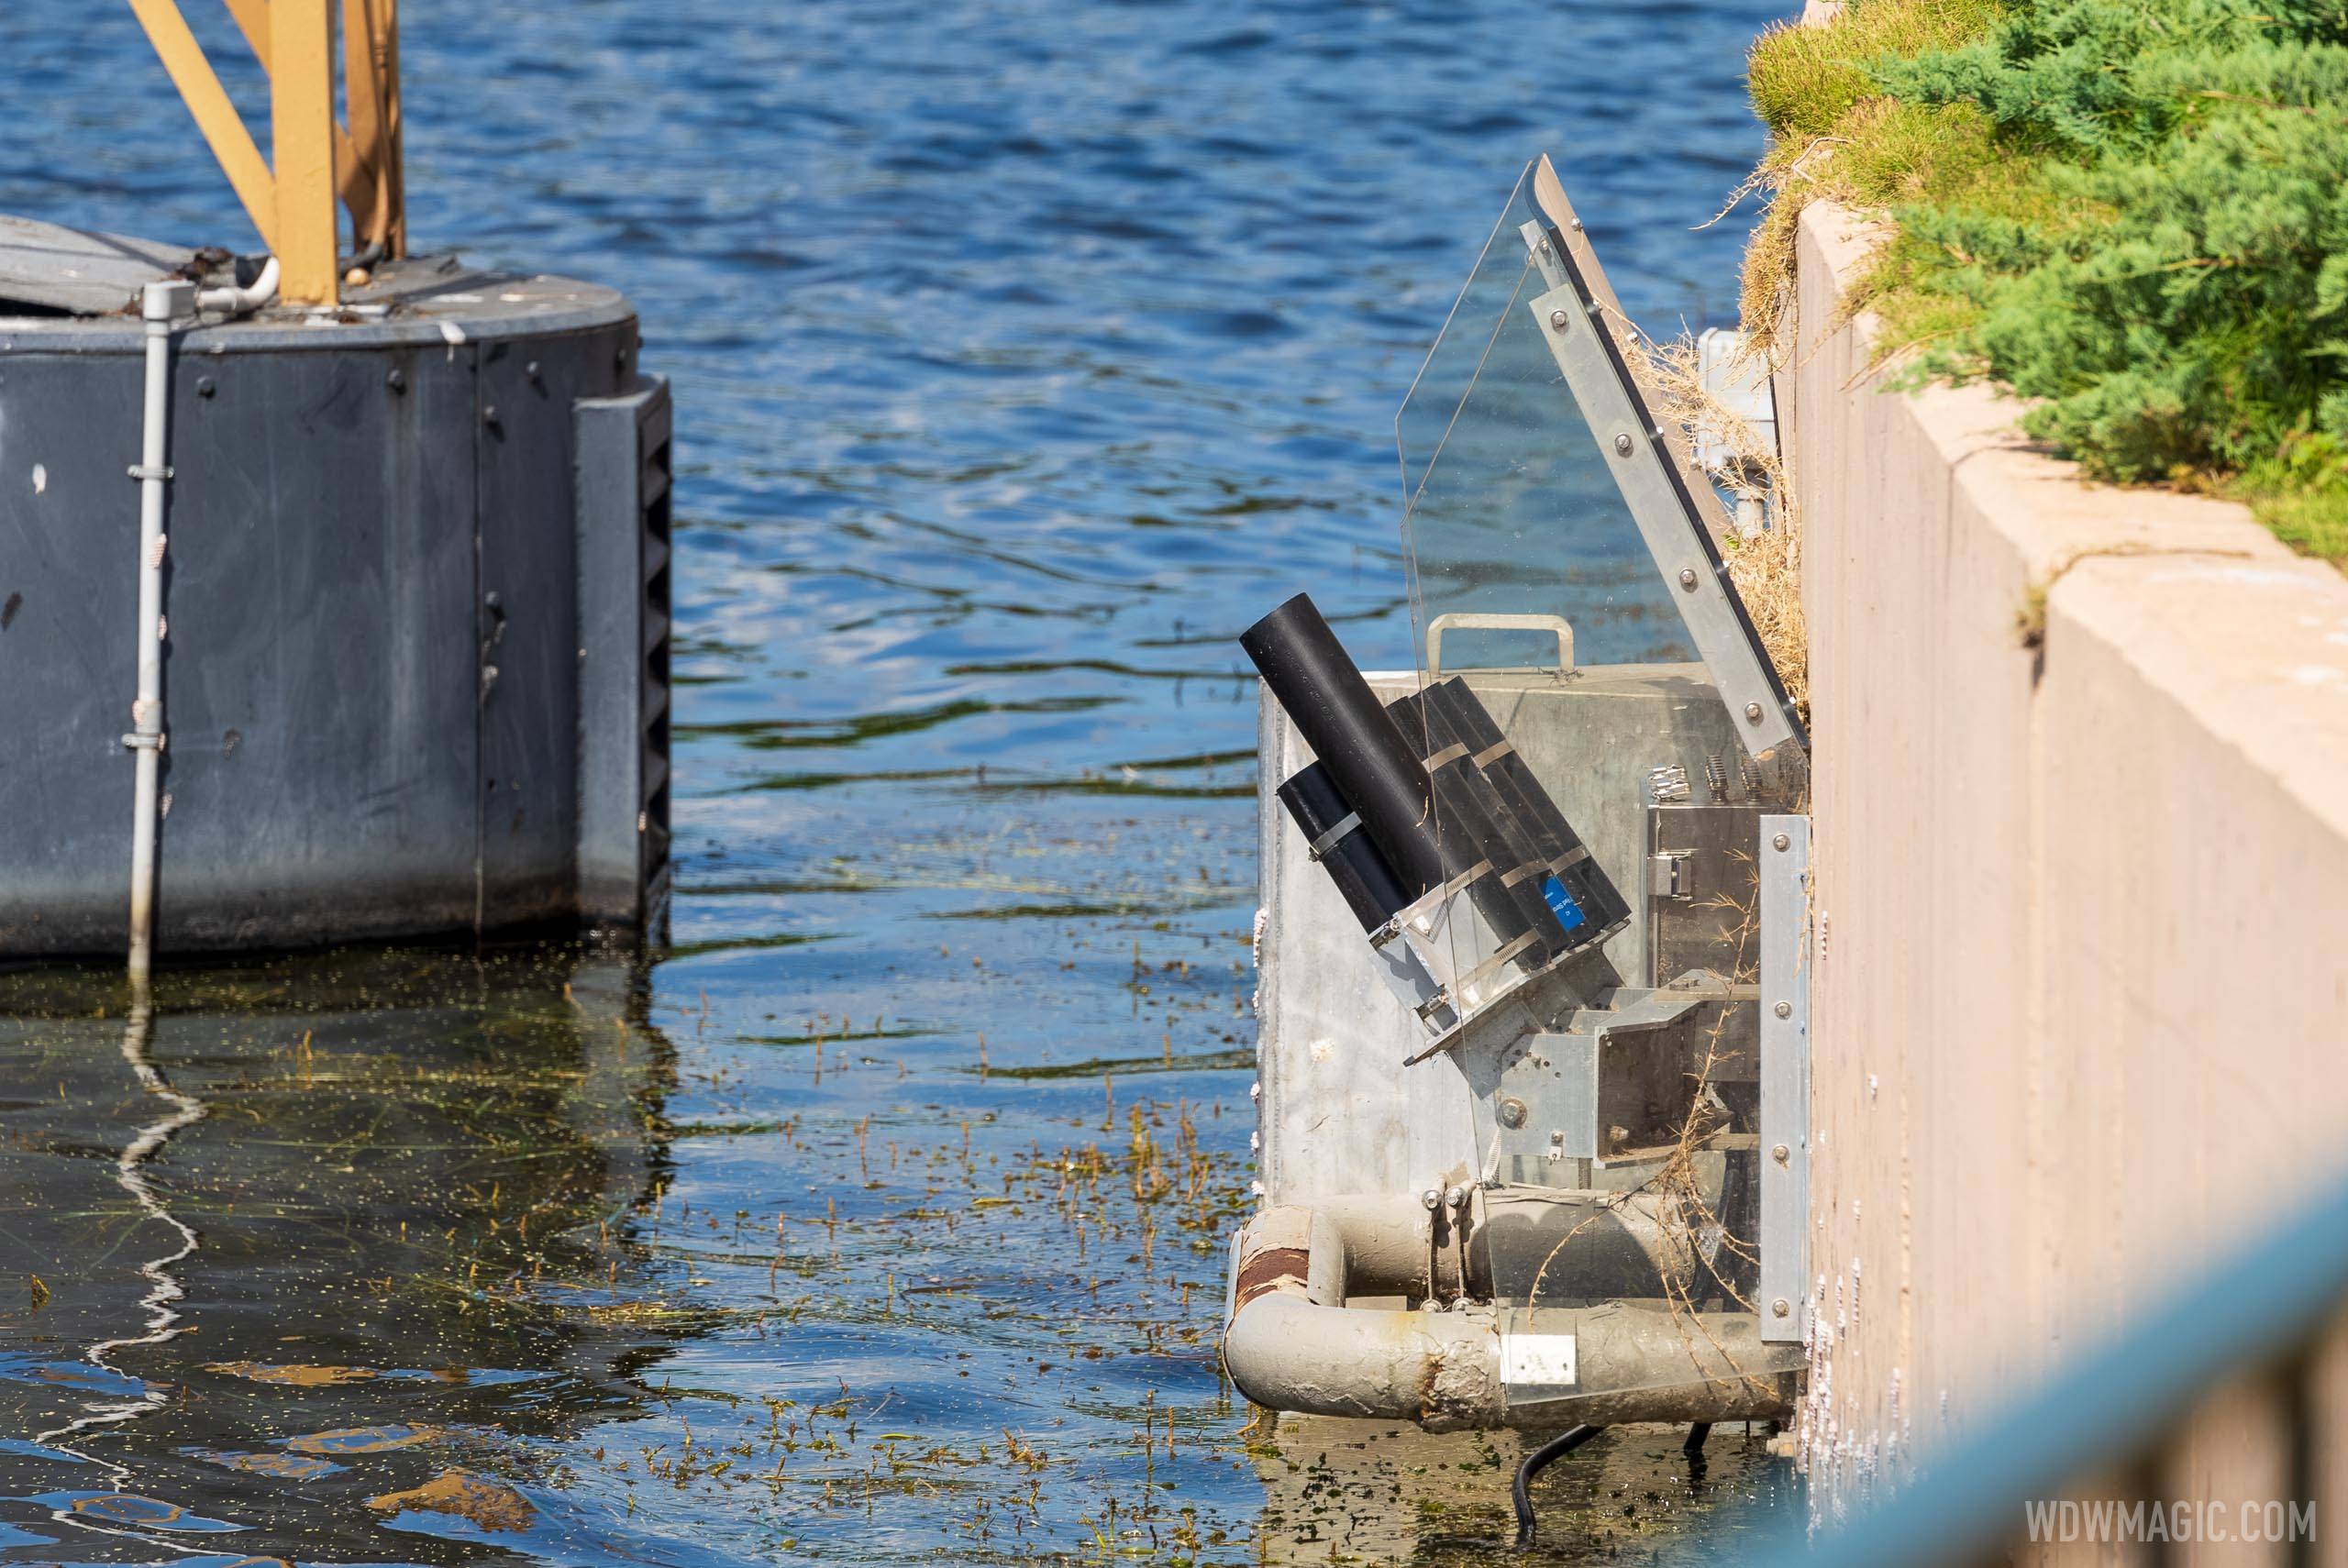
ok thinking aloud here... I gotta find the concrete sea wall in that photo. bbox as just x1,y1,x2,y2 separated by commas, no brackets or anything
1783,196,2348,1529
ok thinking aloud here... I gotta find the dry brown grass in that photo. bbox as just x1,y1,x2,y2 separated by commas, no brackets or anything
1623,328,1809,720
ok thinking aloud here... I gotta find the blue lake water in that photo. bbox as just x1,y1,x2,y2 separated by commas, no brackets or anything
0,0,1799,1560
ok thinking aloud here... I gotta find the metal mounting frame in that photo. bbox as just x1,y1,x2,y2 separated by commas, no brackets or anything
1757,813,1811,1342
1512,154,1805,761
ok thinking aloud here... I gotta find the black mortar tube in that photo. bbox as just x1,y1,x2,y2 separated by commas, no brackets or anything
1385,688,1562,970
1425,677,1633,938
1276,762,1412,933
1240,594,1447,900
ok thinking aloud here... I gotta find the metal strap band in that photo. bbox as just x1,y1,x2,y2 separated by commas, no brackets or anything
127,463,174,482
1423,742,1468,770
1404,861,1495,934
1436,861,1495,900
1304,811,1362,863
1471,740,1513,767
1458,933,1540,997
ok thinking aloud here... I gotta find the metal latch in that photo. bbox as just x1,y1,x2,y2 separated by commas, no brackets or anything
1647,851,1689,900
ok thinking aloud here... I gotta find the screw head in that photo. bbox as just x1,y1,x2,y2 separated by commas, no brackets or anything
1498,1096,1528,1129
1422,1188,1441,1210
1445,1185,1468,1210
386,368,406,392
1548,308,1569,330
1773,832,1791,852
195,376,216,399
1772,1297,1791,1319
1774,1000,1793,1019
1548,1130,1565,1144
1744,701,1764,723
1612,432,1634,457
1678,569,1698,590
1771,1143,1790,1164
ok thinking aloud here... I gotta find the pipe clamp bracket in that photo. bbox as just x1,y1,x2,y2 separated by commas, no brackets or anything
1303,811,1361,863
127,463,174,482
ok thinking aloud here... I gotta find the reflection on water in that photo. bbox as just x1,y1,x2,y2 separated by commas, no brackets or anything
2,0,1798,1558
0,954,1785,1564
0,954,672,1564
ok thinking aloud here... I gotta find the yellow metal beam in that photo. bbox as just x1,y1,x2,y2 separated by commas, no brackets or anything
339,0,388,249
268,0,338,304
127,0,411,297
376,0,406,256
124,0,277,248
334,125,378,236
220,0,269,70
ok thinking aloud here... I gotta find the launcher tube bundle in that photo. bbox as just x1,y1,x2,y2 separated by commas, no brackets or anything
1241,592,1625,1044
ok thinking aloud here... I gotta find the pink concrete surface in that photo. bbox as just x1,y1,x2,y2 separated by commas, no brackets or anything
1785,199,2348,1551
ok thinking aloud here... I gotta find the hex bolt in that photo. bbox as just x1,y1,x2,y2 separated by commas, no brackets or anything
1774,999,1793,1019
1498,1096,1528,1129
1773,832,1791,852
1548,308,1569,330
1678,569,1698,590
1772,1297,1791,1319
1744,701,1764,723
1612,432,1634,457
1771,1143,1789,1165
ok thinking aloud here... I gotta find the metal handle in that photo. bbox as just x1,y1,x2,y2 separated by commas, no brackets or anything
1425,613,1575,677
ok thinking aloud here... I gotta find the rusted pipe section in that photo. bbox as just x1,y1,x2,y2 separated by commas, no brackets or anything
1222,1200,1799,1431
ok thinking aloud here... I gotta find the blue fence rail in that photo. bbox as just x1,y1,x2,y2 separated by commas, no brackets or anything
1773,1172,2348,1566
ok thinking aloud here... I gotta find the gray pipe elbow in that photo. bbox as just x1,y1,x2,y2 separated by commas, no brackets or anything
1224,1286,1506,1429
1221,1202,1800,1431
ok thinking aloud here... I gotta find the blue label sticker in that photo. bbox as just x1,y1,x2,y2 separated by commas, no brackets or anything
1541,875,1586,933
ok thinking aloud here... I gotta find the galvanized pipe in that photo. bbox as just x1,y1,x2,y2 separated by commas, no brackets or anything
124,279,192,985
1223,1200,1798,1431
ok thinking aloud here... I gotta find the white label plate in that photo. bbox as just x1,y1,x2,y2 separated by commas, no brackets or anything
1501,1331,1578,1400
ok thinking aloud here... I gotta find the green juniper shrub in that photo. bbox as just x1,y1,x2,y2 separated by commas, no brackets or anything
1744,0,2348,562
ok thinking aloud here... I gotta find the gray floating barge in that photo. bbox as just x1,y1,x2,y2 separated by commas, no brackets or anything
0,217,671,958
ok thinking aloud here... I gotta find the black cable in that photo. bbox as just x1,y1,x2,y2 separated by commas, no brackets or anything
1511,1422,1603,1548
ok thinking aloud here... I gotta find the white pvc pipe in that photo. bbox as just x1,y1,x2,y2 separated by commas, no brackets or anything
125,280,190,985
124,259,277,981
197,255,279,316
